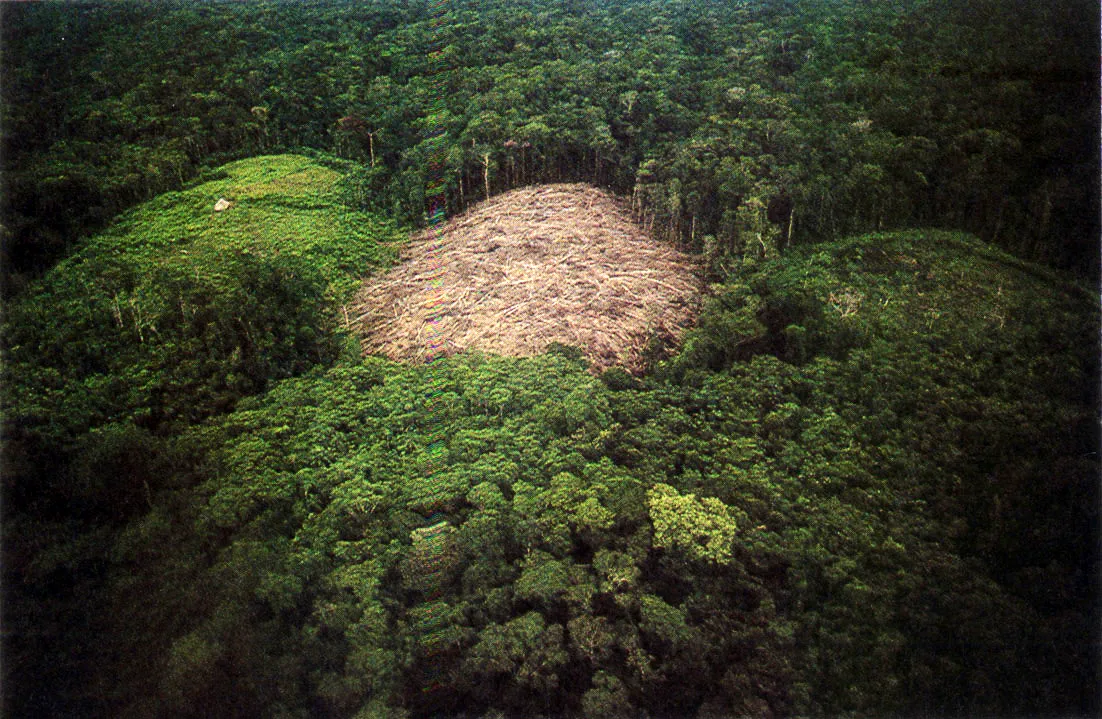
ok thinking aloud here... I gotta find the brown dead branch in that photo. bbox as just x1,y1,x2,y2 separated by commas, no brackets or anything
352,183,704,373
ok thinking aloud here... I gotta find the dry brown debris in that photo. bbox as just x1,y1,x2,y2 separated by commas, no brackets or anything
352,183,703,373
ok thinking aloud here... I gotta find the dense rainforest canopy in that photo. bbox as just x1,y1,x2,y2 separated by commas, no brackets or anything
3,0,1098,286
1,1,1098,717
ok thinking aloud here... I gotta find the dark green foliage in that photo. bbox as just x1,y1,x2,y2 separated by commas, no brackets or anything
3,154,399,448
0,1,411,284
662,230,1100,715
1,156,403,717
2,0,1097,289
3,1,1099,717
9,228,1094,717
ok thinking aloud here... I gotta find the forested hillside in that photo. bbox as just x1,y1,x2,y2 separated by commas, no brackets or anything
3,0,1097,287
2,1,1098,717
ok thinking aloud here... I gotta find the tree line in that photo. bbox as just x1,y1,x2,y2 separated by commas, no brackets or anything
3,0,1098,294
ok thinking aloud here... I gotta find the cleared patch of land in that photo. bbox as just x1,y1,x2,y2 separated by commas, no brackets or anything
353,183,703,372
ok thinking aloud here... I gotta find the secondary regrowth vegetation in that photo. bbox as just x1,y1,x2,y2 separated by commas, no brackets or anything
355,184,702,372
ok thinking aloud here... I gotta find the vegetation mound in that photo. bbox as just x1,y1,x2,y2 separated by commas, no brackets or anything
353,184,702,371
3,153,401,468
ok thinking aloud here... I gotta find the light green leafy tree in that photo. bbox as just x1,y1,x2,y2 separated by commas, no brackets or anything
647,483,738,565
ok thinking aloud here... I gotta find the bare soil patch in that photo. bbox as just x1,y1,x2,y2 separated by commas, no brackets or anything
353,183,703,372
